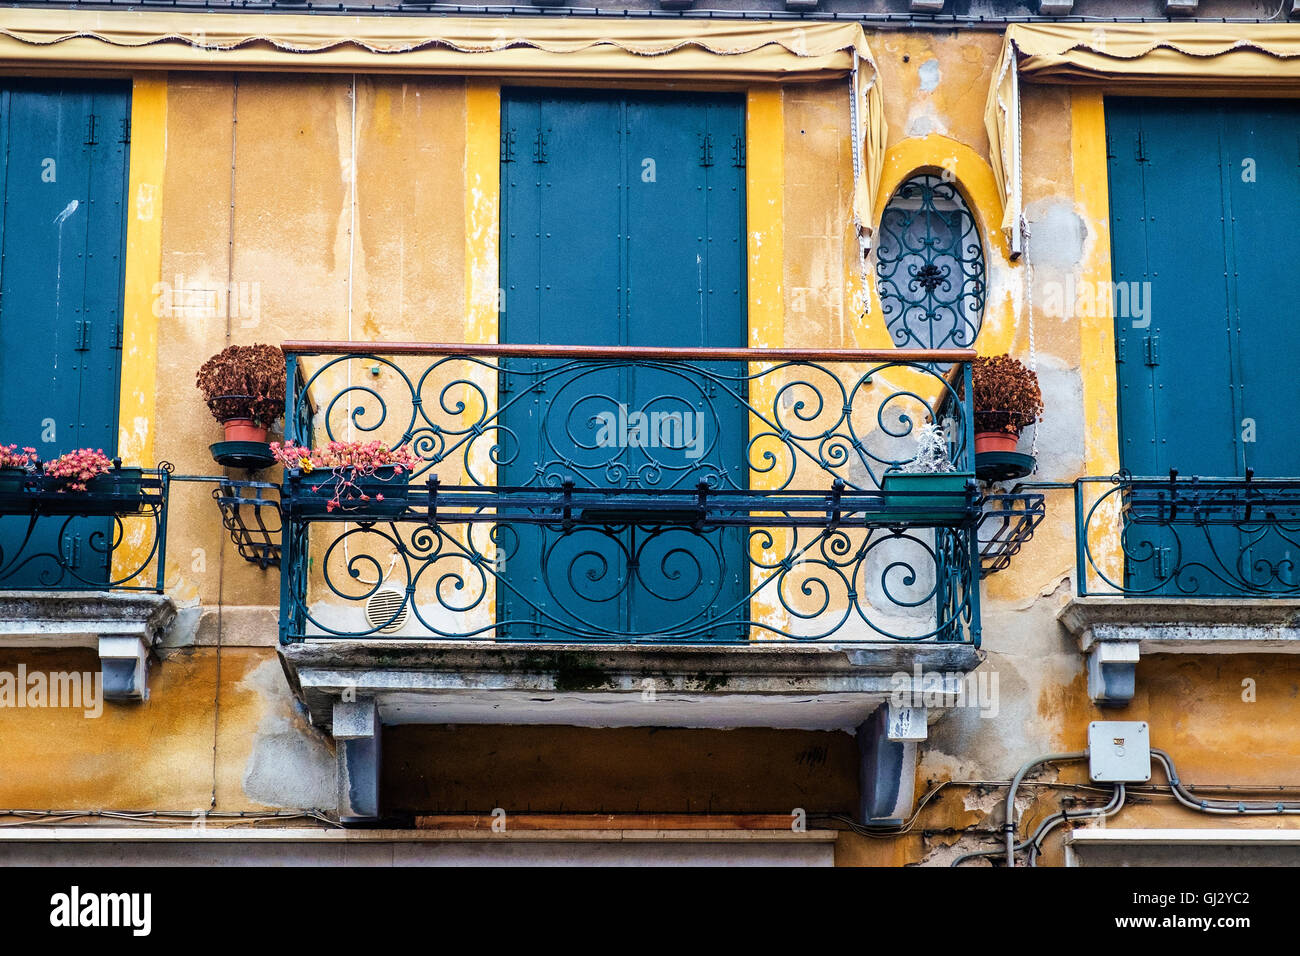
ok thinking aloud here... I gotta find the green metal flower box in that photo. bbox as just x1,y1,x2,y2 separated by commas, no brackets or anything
880,471,975,523
0,466,30,513
0,467,147,516
293,466,411,518
0,466,28,496
59,467,146,515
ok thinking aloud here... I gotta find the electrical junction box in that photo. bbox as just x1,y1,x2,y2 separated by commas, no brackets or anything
1088,721,1152,782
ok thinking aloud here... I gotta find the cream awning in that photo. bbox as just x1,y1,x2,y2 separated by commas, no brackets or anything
0,10,885,247
984,23,1300,250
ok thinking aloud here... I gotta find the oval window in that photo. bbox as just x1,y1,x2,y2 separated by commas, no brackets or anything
875,173,986,350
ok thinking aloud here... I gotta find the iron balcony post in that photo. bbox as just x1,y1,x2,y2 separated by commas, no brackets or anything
283,352,300,446
155,466,170,593
1074,478,1089,597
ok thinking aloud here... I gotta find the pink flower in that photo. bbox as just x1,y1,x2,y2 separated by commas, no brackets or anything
276,439,418,512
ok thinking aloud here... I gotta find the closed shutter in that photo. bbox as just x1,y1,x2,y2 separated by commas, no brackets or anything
1106,98,1300,594
498,89,747,641
0,80,131,587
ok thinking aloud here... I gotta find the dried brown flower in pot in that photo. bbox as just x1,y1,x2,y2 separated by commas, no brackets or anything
961,354,1044,436
195,344,286,428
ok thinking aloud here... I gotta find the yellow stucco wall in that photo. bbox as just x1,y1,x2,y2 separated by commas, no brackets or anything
5,30,1298,863
153,74,468,611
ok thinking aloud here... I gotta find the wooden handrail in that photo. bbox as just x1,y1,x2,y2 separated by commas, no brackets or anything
282,340,976,363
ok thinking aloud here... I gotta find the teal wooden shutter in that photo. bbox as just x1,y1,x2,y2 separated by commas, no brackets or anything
0,80,131,587
498,90,747,641
1106,98,1300,594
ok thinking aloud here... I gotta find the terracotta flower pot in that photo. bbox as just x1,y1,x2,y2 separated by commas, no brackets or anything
974,431,1020,455
222,419,269,443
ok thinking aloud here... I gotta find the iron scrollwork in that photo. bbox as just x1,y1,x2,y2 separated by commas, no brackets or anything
288,354,970,492
1077,473,1300,597
278,347,980,646
284,516,976,644
0,465,172,592
875,173,986,352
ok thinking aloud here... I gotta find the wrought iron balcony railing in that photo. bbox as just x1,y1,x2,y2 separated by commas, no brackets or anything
1076,471,1300,598
0,465,171,592
279,342,981,645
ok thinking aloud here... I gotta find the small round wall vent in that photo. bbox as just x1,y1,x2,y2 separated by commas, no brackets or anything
365,587,409,634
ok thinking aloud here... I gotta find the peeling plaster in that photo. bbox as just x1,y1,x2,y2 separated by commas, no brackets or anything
238,658,335,810
918,58,941,93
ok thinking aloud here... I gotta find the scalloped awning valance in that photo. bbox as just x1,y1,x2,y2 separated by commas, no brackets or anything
0,10,885,248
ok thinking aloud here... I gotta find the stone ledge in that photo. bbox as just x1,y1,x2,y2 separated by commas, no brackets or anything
0,826,837,865
281,639,984,731
0,591,176,700
1059,597,1300,653
1059,597,1300,705
284,638,983,679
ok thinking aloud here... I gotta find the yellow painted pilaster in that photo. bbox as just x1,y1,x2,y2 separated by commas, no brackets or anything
746,87,784,355
1072,91,1119,477
465,79,501,625
113,75,166,584
465,80,500,352
745,87,787,636
117,75,166,469
1072,90,1122,587
464,80,498,486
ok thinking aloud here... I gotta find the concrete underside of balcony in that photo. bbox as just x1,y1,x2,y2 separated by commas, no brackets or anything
280,639,984,733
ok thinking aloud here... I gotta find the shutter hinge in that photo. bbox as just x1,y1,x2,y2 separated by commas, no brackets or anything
500,127,516,164
85,113,98,147
120,116,131,145
532,129,548,165
1143,333,1159,366
1154,545,1171,579
68,535,82,570
732,134,745,168
698,132,714,168
75,320,90,350
1116,338,1126,364
1135,130,1148,164
1105,131,1115,161
113,320,124,350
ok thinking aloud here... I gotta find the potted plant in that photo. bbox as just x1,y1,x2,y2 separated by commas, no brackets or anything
0,444,37,497
42,449,144,514
273,439,419,517
881,422,975,522
196,344,286,445
967,354,1043,455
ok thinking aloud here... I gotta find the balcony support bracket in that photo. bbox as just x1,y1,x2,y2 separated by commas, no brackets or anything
333,697,382,824
0,592,174,702
857,702,927,825
1085,641,1139,707
98,634,153,701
